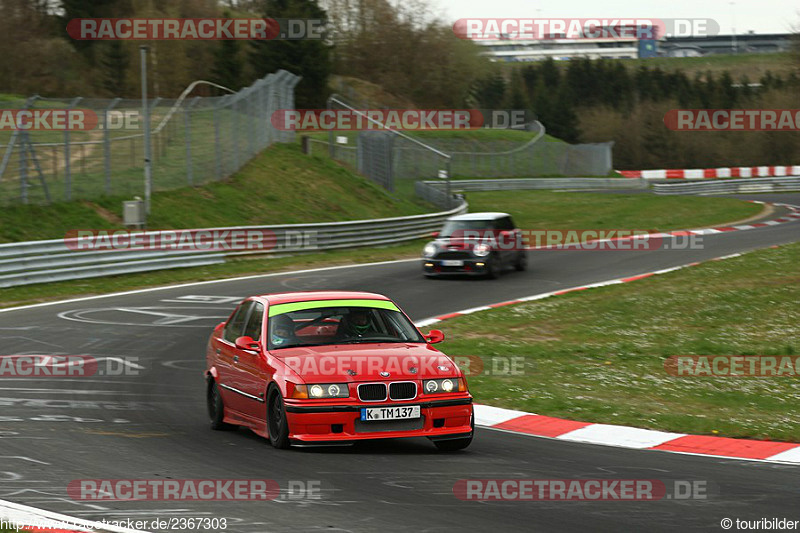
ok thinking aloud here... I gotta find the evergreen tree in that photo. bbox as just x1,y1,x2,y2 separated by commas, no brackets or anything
212,39,244,91
101,41,129,96
249,0,332,107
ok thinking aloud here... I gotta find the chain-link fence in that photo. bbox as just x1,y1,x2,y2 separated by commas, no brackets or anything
0,70,300,206
307,96,614,192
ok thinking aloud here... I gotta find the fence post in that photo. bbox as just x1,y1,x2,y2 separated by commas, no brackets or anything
149,97,162,161
64,97,82,201
247,86,256,158
184,96,200,186
103,98,120,195
267,74,278,146
213,96,223,180
232,94,240,171
18,131,28,204
445,158,453,210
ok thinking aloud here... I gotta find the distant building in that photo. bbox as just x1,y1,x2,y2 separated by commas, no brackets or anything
474,32,793,62
476,37,640,62
660,33,793,57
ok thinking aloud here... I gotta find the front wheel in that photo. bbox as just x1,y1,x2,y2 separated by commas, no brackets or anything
484,256,499,279
267,387,290,449
433,434,473,451
515,251,528,271
208,380,234,431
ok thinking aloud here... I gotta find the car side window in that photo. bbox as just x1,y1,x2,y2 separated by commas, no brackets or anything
498,216,514,230
224,301,253,343
243,303,264,341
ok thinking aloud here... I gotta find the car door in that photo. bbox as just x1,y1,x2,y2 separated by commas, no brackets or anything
215,300,254,414
232,302,274,420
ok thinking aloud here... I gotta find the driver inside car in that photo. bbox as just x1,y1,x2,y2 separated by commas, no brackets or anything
270,314,298,347
336,309,380,338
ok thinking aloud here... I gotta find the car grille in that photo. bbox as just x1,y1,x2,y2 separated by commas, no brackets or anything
389,382,417,400
358,383,387,401
436,251,471,260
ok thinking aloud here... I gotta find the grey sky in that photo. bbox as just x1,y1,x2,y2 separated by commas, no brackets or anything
435,0,798,35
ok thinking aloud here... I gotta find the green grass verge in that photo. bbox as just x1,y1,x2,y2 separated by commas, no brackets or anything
439,241,800,442
463,190,763,232
0,143,430,243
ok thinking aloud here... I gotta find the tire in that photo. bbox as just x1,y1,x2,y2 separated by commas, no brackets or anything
207,379,234,431
267,386,290,449
515,251,528,272
485,256,499,279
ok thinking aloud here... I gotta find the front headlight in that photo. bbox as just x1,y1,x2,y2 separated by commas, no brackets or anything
473,243,491,257
423,378,465,394
299,383,350,399
423,242,437,258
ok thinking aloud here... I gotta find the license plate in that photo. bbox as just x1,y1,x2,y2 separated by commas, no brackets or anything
361,405,421,421
441,260,464,267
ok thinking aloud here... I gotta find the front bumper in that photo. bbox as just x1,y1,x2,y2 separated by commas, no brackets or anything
285,396,473,443
422,259,488,276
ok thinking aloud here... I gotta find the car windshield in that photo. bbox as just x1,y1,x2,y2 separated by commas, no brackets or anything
440,219,495,238
267,303,425,351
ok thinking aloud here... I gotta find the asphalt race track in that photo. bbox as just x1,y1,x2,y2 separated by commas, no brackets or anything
1,193,799,532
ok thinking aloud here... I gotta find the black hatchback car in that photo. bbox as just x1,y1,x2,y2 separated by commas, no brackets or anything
422,212,527,278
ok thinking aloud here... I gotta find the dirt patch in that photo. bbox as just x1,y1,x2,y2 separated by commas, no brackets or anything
82,201,124,225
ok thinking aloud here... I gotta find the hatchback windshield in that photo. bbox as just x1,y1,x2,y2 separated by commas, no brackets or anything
439,219,495,238
268,305,425,350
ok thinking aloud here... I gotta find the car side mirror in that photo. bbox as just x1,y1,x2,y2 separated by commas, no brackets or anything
425,329,445,344
215,321,225,333
235,336,260,352
431,231,440,239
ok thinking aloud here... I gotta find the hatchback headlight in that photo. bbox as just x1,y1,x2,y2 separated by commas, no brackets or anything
473,243,491,257
423,242,437,258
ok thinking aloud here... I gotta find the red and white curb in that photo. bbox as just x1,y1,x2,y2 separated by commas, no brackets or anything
619,165,800,180
473,405,800,464
0,498,148,532
521,201,800,251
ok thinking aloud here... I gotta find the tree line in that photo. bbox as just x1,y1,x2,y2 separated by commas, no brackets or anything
1,0,798,168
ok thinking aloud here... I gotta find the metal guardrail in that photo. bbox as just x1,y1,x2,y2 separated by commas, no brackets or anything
0,200,467,288
418,177,647,195
652,176,800,195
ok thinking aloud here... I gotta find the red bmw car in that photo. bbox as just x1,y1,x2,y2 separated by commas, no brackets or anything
205,291,474,451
